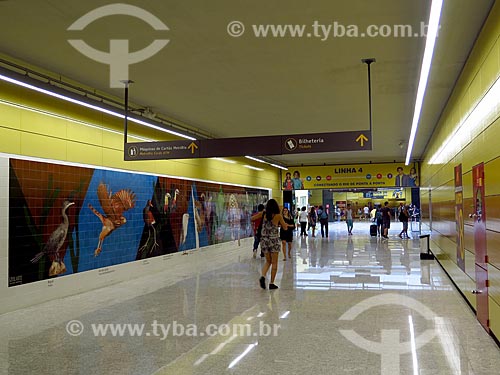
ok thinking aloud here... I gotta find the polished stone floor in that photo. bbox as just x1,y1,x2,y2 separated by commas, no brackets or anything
1,221,500,375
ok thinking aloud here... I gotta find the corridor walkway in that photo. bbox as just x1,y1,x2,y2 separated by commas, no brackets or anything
1,221,499,374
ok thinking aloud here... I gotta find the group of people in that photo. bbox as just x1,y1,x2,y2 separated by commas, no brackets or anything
250,200,330,290
367,202,414,238
296,205,329,238
250,199,417,290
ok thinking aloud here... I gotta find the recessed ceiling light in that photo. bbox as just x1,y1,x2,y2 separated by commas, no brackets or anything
405,0,443,165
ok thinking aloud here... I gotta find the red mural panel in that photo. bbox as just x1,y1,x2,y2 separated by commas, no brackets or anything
472,162,489,332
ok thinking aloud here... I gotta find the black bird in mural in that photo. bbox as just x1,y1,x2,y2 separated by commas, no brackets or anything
138,199,159,255
31,200,75,276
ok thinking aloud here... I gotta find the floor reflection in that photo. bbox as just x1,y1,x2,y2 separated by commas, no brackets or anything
294,222,451,291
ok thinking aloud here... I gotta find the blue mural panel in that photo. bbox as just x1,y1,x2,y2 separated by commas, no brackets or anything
8,157,269,286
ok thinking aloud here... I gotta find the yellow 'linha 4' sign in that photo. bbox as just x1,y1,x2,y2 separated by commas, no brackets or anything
282,163,419,190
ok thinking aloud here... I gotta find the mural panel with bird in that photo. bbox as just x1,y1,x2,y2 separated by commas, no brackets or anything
31,200,75,277
88,183,136,256
8,158,268,285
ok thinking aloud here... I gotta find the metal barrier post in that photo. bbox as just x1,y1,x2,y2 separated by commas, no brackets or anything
419,234,434,260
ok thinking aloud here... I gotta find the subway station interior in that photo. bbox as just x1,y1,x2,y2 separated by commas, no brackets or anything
1,0,500,374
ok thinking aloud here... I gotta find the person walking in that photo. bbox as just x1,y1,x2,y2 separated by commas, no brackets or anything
381,201,392,239
346,204,353,235
370,206,377,222
363,205,369,220
309,206,318,237
253,199,294,290
398,205,410,238
280,207,295,261
317,205,329,238
375,205,383,236
299,206,308,236
250,204,265,258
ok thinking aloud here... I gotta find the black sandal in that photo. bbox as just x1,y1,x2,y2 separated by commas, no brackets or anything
259,276,266,289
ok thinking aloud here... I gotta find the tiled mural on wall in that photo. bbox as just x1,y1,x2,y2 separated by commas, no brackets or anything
8,158,269,286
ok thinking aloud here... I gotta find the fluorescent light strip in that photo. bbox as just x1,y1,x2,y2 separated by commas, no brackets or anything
244,165,264,171
212,157,236,164
0,73,196,140
0,72,289,165
245,155,267,163
405,0,443,165
130,117,196,140
270,163,288,170
0,100,151,142
0,73,122,117
246,155,287,170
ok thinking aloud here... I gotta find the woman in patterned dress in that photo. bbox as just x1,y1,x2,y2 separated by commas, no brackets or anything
253,199,294,290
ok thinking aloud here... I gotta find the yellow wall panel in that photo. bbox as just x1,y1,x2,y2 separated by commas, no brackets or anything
66,141,103,166
481,38,500,91
489,264,500,341
102,148,129,170
458,91,470,128
145,160,167,175
433,116,500,178
0,102,21,129
464,249,476,282
485,155,500,198
421,1,500,334
66,122,103,147
0,127,21,154
20,110,67,139
468,73,483,110
487,227,500,268
20,133,67,160
0,80,22,102
489,295,500,341
102,129,123,151
463,224,474,255
462,171,472,199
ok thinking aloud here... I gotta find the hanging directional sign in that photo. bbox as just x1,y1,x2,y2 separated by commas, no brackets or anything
281,131,371,155
125,140,200,160
124,130,371,161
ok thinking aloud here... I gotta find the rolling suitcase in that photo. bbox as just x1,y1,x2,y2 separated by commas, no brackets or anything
370,224,377,237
